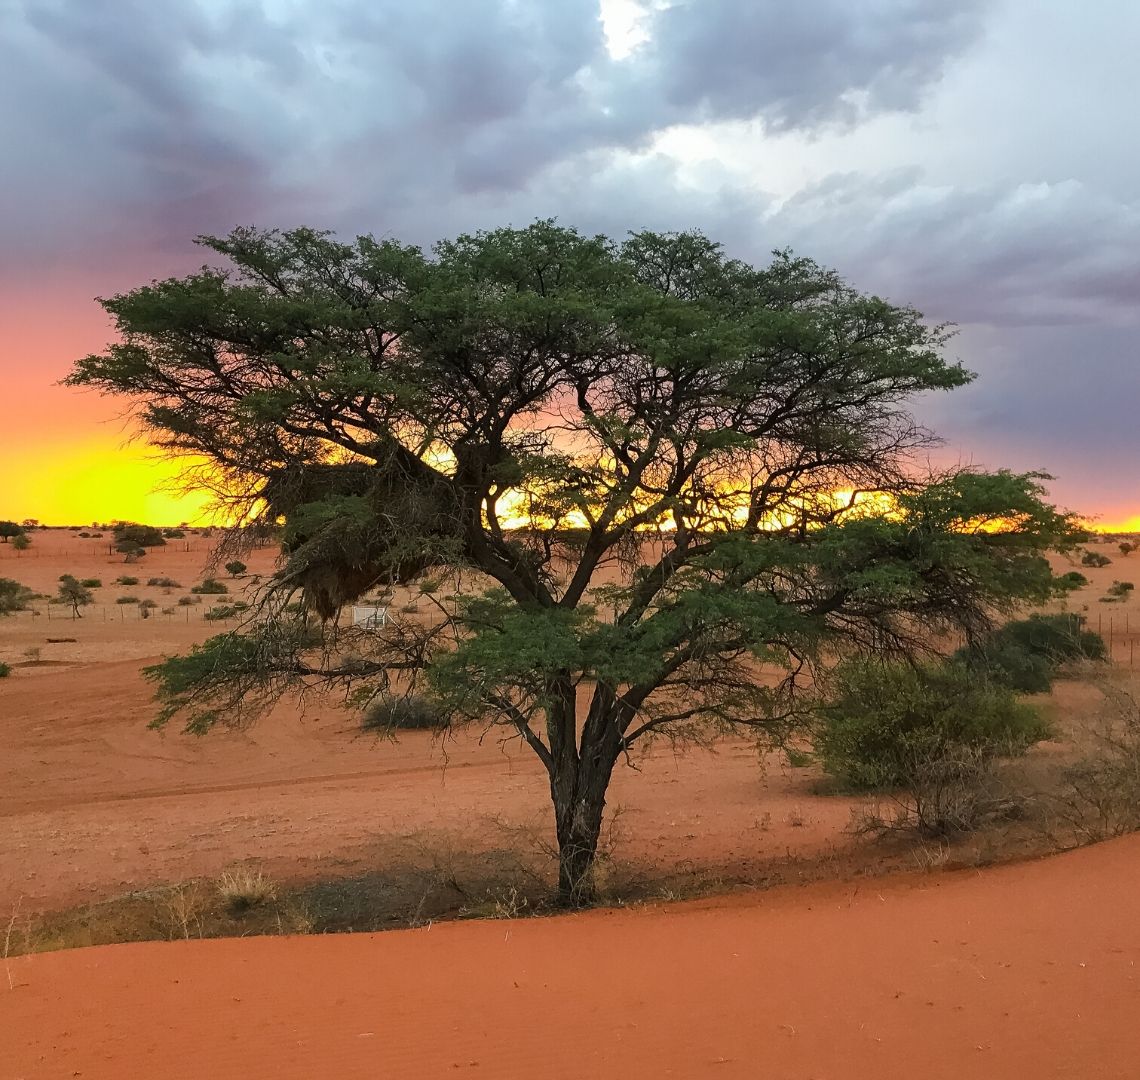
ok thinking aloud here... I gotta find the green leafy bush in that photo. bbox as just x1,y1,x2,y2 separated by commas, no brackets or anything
0,578,35,616
954,613,1107,693
115,576,140,586
147,577,181,588
203,603,249,621
0,661,10,678
117,595,140,604
79,578,103,588
815,659,1049,832
191,579,229,595
361,695,446,733
1058,571,1088,589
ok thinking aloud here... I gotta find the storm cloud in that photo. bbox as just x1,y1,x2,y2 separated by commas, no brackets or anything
1,0,1137,518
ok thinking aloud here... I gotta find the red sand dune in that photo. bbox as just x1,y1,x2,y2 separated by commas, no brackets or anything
4,835,1139,1080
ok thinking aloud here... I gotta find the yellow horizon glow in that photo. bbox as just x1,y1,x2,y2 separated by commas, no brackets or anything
7,438,216,527
8,436,1140,536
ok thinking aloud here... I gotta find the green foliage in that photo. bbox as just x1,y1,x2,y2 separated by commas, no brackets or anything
0,578,35,615
115,576,139,586
1082,550,1112,568
163,528,186,539
0,661,10,678
1107,580,1135,598
79,578,103,588
815,658,1050,798
0,521,25,542
361,694,447,733
1058,571,1088,589
11,533,30,552
176,596,199,606
954,613,1107,693
204,603,249,621
69,220,1089,900
56,574,94,615
113,523,166,547
224,560,248,578
116,595,140,604
191,579,228,595
145,619,324,733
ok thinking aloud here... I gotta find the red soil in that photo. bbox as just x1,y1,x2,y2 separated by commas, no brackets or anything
4,834,1139,1079
1,532,857,915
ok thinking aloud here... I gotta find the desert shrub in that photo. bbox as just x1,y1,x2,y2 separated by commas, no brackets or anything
176,595,199,606
191,579,228,595
1053,684,1140,842
78,532,91,538
0,662,10,678
163,528,186,539
117,595,140,604
217,868,277,913
361,694,447,733
224,560,248,578
147,577,181,588
816,659,1049,835
113,523,166,548
79,578,103,588
0,578,35,616
203,604,245,620
161,607,176,616
1119,542,1137,557
115,576,140,586
1107,580,1135,598
1059,571,1088,589
954,613,1106,694
1082,550,1112,568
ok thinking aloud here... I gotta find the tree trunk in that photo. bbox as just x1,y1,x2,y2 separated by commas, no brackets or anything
550,693,623,907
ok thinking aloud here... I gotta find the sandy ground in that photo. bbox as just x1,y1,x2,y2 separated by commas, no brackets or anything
3,833,1139,1079
0,531,859,915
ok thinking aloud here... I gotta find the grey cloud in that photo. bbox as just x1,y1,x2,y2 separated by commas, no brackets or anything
0,0,983,263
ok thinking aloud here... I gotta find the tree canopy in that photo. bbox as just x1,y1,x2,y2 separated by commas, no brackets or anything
70,222,1081,902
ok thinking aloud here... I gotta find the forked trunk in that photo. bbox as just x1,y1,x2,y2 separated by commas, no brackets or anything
550,695,623,907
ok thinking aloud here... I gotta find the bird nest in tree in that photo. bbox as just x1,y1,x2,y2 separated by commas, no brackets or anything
263,457,462,620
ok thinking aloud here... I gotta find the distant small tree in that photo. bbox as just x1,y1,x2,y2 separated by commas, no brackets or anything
21,519,39,529
11,533,30,554
0,578,35,615
0,521,25,543
57,574,94,618
116,541,147,563
113,523,166,548
224,560,248,578
1119,542,1136,557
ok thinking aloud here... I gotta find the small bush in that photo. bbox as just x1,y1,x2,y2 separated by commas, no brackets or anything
362,695,447,733
79,578,103,588
147,577,181,588
1059,571,1088,590
217,868,277,913
816,659,1049,835
0,662,10,678
117,595,140,604
1082,551,1112,568
1107,580,1135,598
954,613,1106,694
176,595,199,606
163,528,186,539
115,576,140,586
224,560,248,578
191,579,228,595
204,604,243,620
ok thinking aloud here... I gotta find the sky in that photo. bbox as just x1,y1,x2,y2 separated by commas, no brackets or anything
1,0,1137,527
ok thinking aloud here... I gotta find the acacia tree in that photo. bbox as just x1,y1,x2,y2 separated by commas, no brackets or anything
69,224,1079,903
57,574,93,618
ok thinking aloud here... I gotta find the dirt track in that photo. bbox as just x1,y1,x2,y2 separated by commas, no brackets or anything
5,834,1139,1079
